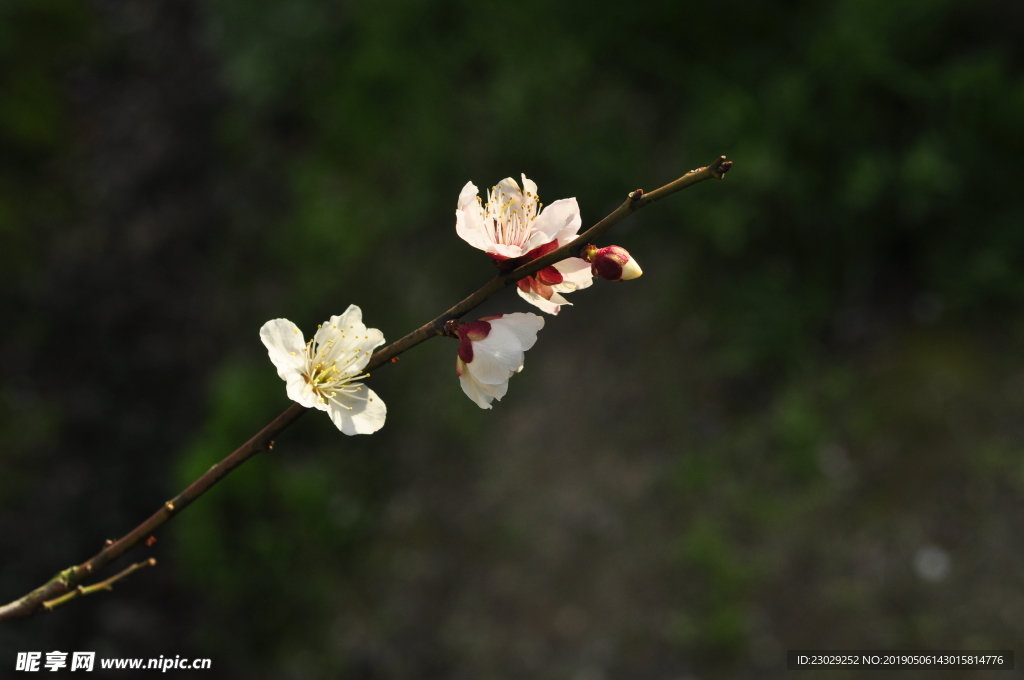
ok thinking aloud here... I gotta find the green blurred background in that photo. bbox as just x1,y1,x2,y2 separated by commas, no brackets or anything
2,0,1023,677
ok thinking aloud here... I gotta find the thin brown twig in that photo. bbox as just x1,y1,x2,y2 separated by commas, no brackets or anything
0,156,730,621
41,559,158,612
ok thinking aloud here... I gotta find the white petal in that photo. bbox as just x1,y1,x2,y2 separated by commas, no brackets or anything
311,317,347,362
260,318,308,381
457,181,479,212
521,230,560,255
516,286,568,315
327,386,387,435
530,197,581,243
547,290,570,307
456,204,492,252
338,303,364,328
456,181,491,251
552,257,594,292
487,242,526,259
314,306,385,373
520,174,538,200
466,324,526,384
489,313,544,353
493,177,524,203
284,374,320,409
554,225,582,247
620,256,644,280
459,369,509,409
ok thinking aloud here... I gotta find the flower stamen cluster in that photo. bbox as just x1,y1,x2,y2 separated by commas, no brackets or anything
477,184,543,249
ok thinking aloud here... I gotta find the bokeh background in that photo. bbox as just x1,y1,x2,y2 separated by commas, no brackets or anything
2,0,1023,677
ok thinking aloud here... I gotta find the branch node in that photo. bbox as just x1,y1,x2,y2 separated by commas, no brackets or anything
164,501,176,512
104,539,115,547
710,156,732,179
442,319,462,338
628,188,644,201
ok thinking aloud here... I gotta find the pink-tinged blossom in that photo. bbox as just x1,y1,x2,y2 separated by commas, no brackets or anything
454,313,544,409
260,305,386,435
455,175,593,314
582,244,643,282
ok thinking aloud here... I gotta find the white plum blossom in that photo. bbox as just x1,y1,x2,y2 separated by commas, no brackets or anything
260,305,386,435
455,313,544,409
455,174,593,314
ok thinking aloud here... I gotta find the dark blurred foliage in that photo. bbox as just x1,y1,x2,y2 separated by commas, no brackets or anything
2,0,1024,677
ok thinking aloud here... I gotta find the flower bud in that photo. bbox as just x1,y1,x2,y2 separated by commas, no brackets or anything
582,245,642,282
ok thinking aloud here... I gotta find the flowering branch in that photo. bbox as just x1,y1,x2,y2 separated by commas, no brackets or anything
366,156,732,367
0,156,730,622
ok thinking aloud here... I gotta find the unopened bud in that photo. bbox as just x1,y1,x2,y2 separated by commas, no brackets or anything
582,245,642,282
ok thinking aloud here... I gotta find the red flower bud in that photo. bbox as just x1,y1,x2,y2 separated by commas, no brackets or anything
582,245,643,282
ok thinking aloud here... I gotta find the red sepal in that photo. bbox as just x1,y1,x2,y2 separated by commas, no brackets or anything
592,257,623,281
491,239,561,272
457,320,492,363
523,240,559,260
535,265,564,286
458,338,474,364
